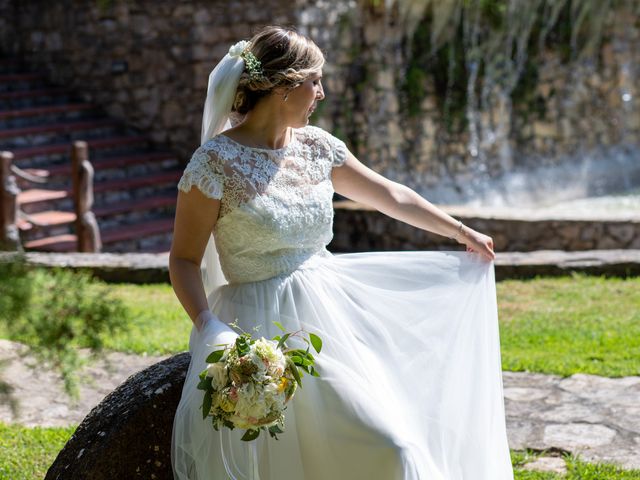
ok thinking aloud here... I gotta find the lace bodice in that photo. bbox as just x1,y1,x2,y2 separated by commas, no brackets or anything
177,125,347,284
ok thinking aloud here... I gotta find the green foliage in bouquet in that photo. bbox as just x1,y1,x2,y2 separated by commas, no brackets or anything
198,320,322,442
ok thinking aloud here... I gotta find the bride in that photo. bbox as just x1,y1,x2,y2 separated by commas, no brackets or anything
170,26,513,480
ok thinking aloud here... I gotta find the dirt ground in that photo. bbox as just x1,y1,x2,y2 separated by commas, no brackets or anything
0,339,168,427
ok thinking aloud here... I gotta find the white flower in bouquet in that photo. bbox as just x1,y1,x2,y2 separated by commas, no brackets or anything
206,362,228,390
197,321,323,441
236,383,270,420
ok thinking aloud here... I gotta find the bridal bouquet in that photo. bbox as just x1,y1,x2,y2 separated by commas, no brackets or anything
197,321,322,441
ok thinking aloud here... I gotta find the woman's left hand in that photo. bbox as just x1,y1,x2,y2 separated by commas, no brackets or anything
459,227,496,261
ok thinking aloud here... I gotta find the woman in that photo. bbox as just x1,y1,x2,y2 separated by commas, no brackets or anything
170,26,513,480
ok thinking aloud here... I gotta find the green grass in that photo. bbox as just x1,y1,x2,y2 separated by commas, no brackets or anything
1,422,639,479
1,272,639,376
497,274,640,377
0,423,75,480
102,283,191,355
511,449,640,479
0,281,191,356
107,274,640,376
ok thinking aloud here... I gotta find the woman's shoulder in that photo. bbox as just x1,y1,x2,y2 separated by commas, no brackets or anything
178,140,226,199
296,125,348,167
190,135,242,168
296,124,332,142
296,125,346,148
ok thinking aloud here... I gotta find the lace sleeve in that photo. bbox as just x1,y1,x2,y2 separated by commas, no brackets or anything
302,126,348,167
326,133,347,167
177,143,224,199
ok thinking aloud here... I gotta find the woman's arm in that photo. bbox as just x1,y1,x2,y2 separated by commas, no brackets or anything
169,187,221,330
331,150,495,261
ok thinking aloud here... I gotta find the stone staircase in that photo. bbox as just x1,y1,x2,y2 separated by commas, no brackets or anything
0,56,180,252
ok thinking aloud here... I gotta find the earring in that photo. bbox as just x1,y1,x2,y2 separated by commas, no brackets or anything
284,93,289,102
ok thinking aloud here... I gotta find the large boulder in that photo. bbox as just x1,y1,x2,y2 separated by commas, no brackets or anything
46,353,190,480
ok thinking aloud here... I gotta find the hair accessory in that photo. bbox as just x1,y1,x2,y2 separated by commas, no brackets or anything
227,40,265,81
228,40,250,58
240,50,265,81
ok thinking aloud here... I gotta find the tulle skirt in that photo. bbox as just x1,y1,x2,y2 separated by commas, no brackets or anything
172,250,513,480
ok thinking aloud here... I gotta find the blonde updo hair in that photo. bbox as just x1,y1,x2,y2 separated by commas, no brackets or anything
233,26,325,114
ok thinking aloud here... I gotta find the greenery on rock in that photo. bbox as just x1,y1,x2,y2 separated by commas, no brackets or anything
400,0,628,127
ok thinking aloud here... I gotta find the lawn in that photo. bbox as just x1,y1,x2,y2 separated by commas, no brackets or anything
2,421,639,480
497,274,640,377
1,272,638,376
2,272,640,478
0,423,75,480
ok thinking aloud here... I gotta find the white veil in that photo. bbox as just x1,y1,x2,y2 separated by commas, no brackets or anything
199,40,250,302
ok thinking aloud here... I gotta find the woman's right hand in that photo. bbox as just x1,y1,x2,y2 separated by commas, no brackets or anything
196,310,239,344
458,226,496,261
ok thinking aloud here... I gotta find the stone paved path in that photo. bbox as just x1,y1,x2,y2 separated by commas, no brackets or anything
503,371,640,469
1,340,639,470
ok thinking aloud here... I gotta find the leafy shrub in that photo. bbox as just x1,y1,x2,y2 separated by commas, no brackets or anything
0,255,128,396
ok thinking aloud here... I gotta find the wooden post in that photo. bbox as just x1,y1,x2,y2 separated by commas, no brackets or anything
0,152,21,251
71,141,101,252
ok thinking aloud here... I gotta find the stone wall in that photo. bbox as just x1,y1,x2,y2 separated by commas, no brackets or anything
330,201,640,253
0,0,18,54
4,249,640,285
2,0,639,203
304,2,640,203
2,0,298,158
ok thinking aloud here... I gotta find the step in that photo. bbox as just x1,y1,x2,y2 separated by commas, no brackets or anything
21,152,177,178
0,58,24,73
101,218,174,244
94,194,176,217
12,135,149,160
145,242,172,253
0,118,118,139
18,210,76,231
93,170,181,193
0,119,121,150
0,88,74,111
0,73,43,83
23,233,77,252
0,73,47,93
0,88,69,100
16,170,179,210
0,103,95,120
17,188,70,205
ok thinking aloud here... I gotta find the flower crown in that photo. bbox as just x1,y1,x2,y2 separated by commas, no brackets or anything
228,40,265,82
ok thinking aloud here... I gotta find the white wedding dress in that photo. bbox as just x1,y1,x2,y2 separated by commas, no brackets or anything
171,125,514,480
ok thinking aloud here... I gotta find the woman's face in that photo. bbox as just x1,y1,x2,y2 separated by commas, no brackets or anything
284,72,325,128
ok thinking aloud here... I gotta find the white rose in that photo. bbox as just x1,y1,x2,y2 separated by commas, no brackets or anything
207,363,228,390
228,40,250,58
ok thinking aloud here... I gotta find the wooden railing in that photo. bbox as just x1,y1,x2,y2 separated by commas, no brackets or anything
71,141,101,253
0,151,21,251
0,142,101,252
